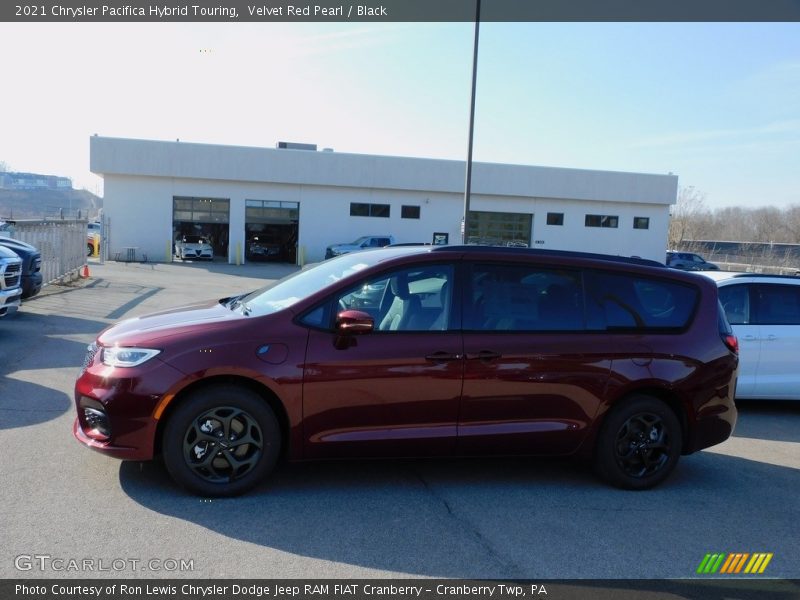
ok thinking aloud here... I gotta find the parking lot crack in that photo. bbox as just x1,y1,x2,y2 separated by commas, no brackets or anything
412,468,525,577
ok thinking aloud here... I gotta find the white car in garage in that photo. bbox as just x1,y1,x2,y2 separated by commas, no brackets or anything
704,271,800,400
174,235,213,260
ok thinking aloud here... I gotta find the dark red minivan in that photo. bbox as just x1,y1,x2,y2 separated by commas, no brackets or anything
74,246,738,496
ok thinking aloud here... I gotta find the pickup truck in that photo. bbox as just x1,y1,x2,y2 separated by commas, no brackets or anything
325,235,395,259
0,245,23,317
0,237,43,298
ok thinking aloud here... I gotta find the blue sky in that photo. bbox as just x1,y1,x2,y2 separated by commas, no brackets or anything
0,22,798,208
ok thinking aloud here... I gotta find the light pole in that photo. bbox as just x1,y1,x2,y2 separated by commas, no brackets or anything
462,0,481,244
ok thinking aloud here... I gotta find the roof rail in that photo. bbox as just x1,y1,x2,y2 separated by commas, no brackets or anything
431,245,665,268
730,272,800,279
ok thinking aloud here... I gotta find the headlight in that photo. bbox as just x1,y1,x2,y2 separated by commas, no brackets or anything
102,346,161,367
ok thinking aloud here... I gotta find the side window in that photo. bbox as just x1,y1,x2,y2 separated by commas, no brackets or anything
753,284,800,325
299,304,328,329
466,263,583,331
718,284,750,325
334,264,454,332
585,271,698,331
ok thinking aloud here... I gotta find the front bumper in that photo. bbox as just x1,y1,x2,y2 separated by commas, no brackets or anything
73,352,188,461
73,417,156,461
179,249,213,259
21,272,43,299
325,248,347,259
0,287,22,317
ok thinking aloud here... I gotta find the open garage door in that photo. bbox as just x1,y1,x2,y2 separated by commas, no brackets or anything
173,196,230,260
245,200,299,264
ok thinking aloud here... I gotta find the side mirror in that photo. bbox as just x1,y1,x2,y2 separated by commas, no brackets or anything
336,310,374,334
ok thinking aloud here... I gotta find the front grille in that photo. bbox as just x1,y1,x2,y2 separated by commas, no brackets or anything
81,342,98,373
2,263,21,289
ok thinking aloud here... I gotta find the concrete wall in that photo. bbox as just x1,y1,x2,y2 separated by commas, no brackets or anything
93,137,677,264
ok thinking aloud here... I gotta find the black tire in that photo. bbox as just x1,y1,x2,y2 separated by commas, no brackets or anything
594,395,682,490
87,243,93,256
162,385,281,497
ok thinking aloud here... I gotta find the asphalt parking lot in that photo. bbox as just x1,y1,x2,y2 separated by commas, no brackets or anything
1,260,798,580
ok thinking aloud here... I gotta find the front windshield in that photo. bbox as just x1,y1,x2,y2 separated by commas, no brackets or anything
351,236,370,246
235,247,430,317
236,252,376,317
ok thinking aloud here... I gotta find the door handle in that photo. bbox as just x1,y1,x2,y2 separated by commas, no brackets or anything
743,335,757,341
467,350,502,361
424,351,463,362
766,335,777,341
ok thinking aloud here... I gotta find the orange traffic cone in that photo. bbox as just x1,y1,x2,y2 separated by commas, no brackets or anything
80,264,90,278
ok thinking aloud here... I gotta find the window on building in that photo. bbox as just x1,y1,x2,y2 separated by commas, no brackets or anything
401,205,421,219
172,197,230,223
350,203,369,217
350,203,390,218
585,214,619,228
633,217,650,230
546,212,564,226
467,211,532,247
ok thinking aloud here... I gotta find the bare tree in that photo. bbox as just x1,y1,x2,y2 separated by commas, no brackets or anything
783,205,800,244
668,186,710,248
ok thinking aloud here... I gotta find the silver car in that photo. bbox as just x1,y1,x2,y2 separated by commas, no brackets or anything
174,235,213,260
704,271,800,400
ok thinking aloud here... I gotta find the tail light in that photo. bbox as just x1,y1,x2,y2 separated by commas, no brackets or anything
722,333,739,354
718,300,738,354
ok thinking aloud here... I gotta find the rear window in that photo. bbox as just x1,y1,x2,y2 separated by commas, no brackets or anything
585,271,699,331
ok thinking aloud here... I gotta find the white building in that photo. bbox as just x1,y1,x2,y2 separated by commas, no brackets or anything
89,136,677,264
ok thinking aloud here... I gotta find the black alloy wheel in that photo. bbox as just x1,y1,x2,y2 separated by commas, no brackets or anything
163,385,281,496
594,395,682,490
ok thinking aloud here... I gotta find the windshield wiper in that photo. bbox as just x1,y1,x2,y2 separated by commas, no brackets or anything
223,295,244,310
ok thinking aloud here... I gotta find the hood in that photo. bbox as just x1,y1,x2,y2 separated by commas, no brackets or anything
0,238,38,255
0,245,19,259
98,298,243,346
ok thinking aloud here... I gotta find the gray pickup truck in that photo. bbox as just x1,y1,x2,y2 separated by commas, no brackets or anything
325,235,395,259
0,245,23,317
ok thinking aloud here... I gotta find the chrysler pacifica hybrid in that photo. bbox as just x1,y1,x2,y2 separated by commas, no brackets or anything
74,246,738,496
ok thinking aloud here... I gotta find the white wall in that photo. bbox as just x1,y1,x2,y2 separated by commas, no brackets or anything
95,137,676,265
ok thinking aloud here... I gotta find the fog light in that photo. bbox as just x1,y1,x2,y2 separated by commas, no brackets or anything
83,407,111,440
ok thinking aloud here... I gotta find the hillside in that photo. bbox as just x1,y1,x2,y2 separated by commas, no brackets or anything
0,188,102,220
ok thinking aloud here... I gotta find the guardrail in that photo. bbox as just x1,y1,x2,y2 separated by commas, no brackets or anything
3,219,86,286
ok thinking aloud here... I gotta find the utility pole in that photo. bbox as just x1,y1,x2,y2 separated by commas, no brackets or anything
462,0,481,244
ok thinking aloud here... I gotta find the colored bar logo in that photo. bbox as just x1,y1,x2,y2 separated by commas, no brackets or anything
696,552,773,574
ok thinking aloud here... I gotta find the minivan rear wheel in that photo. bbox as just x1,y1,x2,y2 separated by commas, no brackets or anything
594,395,682,490
162,385,281,496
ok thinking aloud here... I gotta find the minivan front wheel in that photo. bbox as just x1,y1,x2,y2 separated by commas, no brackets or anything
594,395,682,490
162,385,281,496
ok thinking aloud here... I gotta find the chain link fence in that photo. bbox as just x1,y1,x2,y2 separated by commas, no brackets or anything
680,240,800,275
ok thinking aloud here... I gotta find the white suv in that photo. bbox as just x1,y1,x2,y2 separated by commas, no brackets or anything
704,271,800,400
